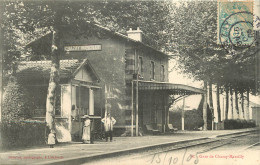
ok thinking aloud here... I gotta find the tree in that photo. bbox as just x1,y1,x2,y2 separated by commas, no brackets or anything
168,1,257,123
234,89,239,118
167,1,223,128
203,82,208,130
89,1,171,51
208,82,214,128
230,88,234,118
225,85,229,120
0,2,3,124
216,84,221,122
246,89,250,120
45,5,63,137
240,91,245,119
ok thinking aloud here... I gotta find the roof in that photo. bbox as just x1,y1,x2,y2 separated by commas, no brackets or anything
16,59,100,82
135,80,206,95
26,21,169,57
88,22,168,57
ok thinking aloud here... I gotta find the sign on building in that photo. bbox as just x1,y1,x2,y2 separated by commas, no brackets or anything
64,45,102,52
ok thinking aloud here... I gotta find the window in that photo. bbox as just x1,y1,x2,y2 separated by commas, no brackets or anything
150,61,155,80
161,65,165,81
138,56,143,77
125,48,135,74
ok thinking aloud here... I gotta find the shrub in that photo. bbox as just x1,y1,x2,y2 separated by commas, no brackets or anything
247,120,257,128
2,76,35,122
223,119,256,129
169,95,213,130
185,110,204,130
169,110,182,130
169,109,204,130
0,120,46,149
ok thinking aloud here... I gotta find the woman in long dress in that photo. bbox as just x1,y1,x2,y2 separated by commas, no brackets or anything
82,116,91,144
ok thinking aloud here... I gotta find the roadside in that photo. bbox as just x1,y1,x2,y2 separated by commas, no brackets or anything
0,128,258,165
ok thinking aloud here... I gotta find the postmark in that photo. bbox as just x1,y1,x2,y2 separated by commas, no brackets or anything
217,0,259,56
218,0,254,45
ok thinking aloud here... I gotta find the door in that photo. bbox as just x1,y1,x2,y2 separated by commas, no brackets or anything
71,85,89,141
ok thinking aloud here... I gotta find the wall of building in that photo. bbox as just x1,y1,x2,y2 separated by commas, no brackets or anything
252,107,260,126
124,42,169,132
140,91,168,127
61,31,128,128
135,48,168,82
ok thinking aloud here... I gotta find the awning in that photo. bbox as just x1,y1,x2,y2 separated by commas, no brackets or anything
135,80,206,95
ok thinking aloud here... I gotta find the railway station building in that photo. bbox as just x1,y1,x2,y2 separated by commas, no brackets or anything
16,22,205,142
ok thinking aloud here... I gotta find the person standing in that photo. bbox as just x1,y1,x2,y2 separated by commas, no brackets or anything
101,112,116,142
48,130,56,148
82,116,92,144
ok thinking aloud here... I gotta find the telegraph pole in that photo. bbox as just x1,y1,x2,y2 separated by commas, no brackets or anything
135,49,139,136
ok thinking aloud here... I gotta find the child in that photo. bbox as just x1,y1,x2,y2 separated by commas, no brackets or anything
48,131,56,148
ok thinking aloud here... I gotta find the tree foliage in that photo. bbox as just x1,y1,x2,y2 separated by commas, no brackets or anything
169,1,224,81
90,1,171,51
2,1,171,68
169,1,256,94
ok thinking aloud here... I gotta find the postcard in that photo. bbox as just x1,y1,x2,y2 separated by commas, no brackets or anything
0,0,259,165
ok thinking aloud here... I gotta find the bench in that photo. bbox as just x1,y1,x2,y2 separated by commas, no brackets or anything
168,124,178,132
145,124,160,135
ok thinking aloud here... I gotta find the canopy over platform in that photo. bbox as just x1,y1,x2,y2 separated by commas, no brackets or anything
135,80,205,95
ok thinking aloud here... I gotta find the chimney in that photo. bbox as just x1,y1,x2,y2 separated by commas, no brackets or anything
126,27,142,42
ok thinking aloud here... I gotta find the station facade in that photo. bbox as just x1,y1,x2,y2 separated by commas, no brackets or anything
17,22,205,142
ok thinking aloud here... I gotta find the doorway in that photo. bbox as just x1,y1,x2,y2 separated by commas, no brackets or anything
71,85,94,141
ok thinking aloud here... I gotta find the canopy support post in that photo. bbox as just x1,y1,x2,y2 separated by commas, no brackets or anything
182,96,185,131
131,81,134,137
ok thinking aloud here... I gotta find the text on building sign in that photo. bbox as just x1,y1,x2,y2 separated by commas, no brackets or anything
64,45,102,52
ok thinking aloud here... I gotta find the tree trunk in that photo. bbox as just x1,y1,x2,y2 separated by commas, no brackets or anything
209,83,214,113
0,3,3,123
246,89,250,120
0,3,3,150
240,92,245,119
230,88,234,119
225,86,229,120
209,82,214,130
234,89,239,119
216,84,221,122
46,9,62,142
203,81,208,130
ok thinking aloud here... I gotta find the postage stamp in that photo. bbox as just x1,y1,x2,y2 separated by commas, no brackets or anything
218,0,254,47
